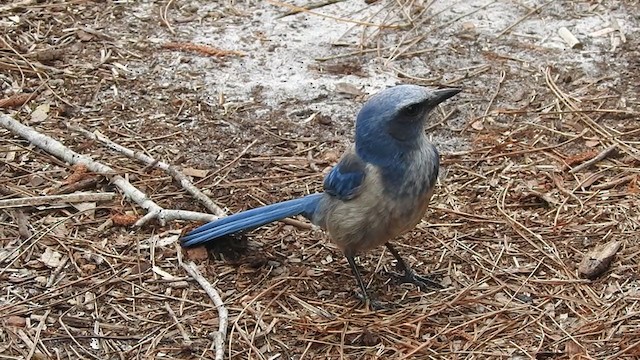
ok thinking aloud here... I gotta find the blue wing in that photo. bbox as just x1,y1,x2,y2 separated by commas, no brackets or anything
323,151,366,200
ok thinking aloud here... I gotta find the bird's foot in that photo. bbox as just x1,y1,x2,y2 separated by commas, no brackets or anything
354,291,387,310
389,269,443,291
407,272,443,291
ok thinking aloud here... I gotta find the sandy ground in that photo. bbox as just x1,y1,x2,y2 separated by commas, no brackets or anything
1,0,639,359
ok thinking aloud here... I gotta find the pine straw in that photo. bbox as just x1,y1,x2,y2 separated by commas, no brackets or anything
1,0,640,359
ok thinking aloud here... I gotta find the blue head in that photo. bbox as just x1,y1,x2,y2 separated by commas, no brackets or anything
355,85,461,167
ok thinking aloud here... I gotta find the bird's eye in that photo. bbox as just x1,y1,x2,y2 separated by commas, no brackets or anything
401,103,422,118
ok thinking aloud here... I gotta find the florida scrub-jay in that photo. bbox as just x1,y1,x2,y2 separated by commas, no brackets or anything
181,85,460,304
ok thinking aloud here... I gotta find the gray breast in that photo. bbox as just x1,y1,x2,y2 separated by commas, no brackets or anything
396,142,439,199
312,141,439,256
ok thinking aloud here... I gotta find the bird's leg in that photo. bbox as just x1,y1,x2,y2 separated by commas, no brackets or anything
346,256,385,310
385,243,442,290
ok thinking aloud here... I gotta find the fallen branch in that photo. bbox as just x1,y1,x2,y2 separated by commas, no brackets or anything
267,0,402,28
0,192,115,209
66,124,225,217
181,261,227,360
276,0,346,19
496,0,553,38
137,209,217,225
0,0,36,13
568,145,617,173
591,174,637,190
164,303,192,345
162,42,245,57
0,114,218,226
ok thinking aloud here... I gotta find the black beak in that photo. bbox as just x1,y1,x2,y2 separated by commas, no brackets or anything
429,88,462,106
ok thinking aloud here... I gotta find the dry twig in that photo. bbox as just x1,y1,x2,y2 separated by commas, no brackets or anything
568,145,617,173
0,192,115,208
0,114,218,226
66,123,225,216
267,0,401,28
162,42,245,57
276,0,346,18
180,261,228,360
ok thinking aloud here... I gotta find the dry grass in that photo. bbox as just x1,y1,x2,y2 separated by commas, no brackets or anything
1,0,639,359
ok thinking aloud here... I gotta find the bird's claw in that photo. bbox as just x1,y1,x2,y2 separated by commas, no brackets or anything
405,272,443,291
386,269,442,291
354,291,387,310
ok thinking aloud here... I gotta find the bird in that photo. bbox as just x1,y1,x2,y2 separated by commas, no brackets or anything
181,84,461,306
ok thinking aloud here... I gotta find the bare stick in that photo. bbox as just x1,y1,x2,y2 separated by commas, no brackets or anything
266,0,400,28
591,174,637,190
181,261,227,360
0,114,218,226
568,145,617,173
496,0,553,38
27,309,51,359
558,27,582,49
137,209,218,225
277,0,346,19
0,0,36,13
161,0,176,35
164,303,191,344
66,123,225,217
0,192,116,209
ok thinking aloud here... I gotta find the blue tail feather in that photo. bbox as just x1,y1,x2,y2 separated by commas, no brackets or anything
181,193,322,247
